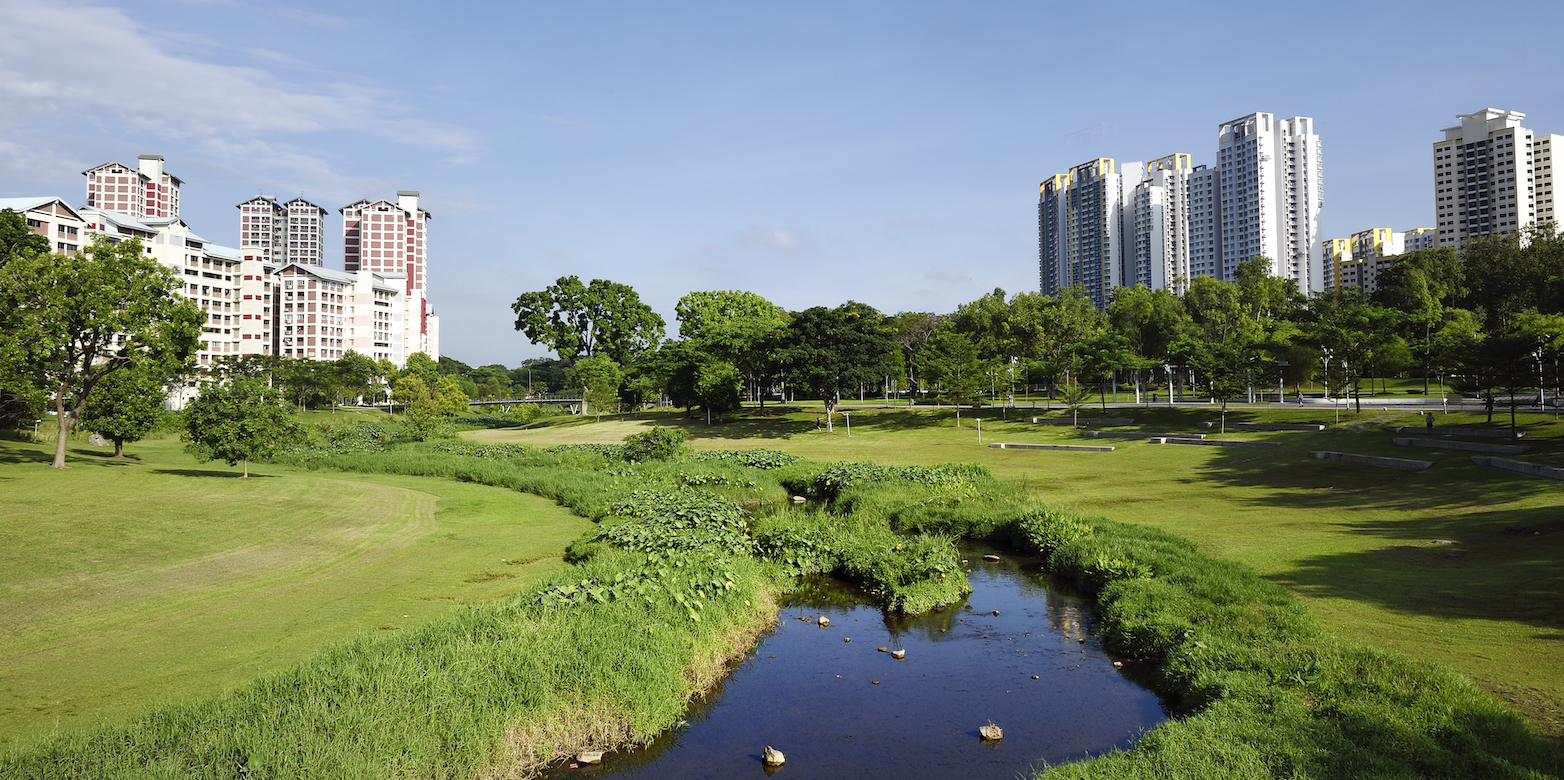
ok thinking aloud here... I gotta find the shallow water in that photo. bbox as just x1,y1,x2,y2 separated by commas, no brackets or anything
546,545,1167,779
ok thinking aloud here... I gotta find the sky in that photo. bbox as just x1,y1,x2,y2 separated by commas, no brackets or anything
3,0,1563,367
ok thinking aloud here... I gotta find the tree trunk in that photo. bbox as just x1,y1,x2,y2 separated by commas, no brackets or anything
52,387,69,469
824,400,835,432
243,458,249,478
114,439,124,458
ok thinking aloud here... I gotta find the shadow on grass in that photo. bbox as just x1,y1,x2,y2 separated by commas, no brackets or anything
150,468,279,479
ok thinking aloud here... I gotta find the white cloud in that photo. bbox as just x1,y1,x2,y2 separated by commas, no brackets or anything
734,224,816,252
0,1,477,165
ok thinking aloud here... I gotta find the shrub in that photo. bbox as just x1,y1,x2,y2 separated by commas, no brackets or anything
622,426,688,462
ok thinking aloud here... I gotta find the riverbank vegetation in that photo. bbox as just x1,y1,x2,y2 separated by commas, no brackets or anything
4,422,1559,778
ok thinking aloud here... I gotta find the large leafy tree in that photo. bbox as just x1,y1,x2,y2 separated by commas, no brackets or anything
512,276,665,366
0,209,53,429
182,377,304,477
81,363,168,458
780,302,895,431
1375,247,1465,394
675,290,789,407
1299,290,1398,413
0,237,202,468
334,350,376,406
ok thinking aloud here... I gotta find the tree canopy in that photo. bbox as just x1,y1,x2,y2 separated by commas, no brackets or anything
512,276,665,366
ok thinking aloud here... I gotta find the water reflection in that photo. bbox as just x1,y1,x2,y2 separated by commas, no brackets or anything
544,544,1167,780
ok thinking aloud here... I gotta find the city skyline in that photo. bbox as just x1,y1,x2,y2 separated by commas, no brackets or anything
3,0,1563,365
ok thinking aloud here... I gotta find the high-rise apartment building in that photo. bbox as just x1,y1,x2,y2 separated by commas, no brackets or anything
1536,134,1562,228
1129,154,1193,294
1187,165,1221,281
1216,113,1324,293
1038,159,1128,309
341,191,437,358
1433,109,1543,246
237,196,328,266
82,155,181,219
237,196,285,263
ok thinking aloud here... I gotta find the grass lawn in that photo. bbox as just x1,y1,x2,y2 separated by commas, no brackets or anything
467,404,1564,738
0,432,591,745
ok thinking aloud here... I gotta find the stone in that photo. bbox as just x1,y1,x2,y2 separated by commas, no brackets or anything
877,646,889,653
992,610,1000,616
1311,451,1432,470
577,751,604,764
817,616,830,627
979,722,1003,741
88,433,109,447
1031,675,1040,680
844,637,851,643
791,495,806,503
891,649,905,659
1112,661,1123,669
762,746,786,766
872,680,880,685
982,554,1001,562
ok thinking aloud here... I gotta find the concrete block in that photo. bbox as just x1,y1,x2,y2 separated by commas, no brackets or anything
1153,437,1281,448
1471,456,1564,481
1390,426,1523,439
988,443,1114,452
1197,422,1324,431
1392,437,1530,455
1029,417,1135,426
1311,451,1432,470
1082,430,1205,440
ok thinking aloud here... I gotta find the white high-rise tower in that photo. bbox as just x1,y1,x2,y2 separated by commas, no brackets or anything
1217,112,1324,293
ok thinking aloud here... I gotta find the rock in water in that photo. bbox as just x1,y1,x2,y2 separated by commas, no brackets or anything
763,746,786,766
982,554,1001,562
891,649,906,659
979,722,1003,741
817,615,830,627
577,751,604,764
877,646,888,653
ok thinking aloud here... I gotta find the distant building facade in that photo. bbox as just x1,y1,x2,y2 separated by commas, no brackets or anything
83,155,180,219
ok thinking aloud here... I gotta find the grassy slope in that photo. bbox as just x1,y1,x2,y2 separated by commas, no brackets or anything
0,435,591,744
467,405,1564,737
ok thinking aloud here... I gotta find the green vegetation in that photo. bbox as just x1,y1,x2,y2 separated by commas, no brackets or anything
473,404,1564,741
4,411,1559,777
0,435,592,744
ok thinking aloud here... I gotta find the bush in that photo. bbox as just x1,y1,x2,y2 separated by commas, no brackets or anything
622,426,688,462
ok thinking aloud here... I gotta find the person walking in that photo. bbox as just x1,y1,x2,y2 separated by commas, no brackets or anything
1426,412,1435,430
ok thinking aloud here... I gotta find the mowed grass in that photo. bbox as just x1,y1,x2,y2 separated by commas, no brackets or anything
469,404,1564,738
0,434,591,744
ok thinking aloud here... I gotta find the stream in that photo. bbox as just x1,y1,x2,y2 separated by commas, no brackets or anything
545,544,1168,779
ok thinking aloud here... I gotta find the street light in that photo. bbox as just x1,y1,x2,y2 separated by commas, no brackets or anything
33,419,41,443
1163,363,1173,407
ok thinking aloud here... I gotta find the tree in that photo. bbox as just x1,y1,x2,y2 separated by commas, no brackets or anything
573,355,623,420
1075,329,1136,410
780,302,895,431
922,330,985,421
277,358,334,411
0,208,49,272
334,351,376,406
81,364,167,458
1376,247,1464,394
0,237,202,468
1300,291,1396,413
676,290,789,408
512,276,665,367
181,377,303,477
695,360,743,418
404,352,440,384
889,311,941,402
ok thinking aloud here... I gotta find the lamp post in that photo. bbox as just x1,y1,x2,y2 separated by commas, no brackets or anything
33,419,41,443
1163,363,1173,407
844,411,850,438
1276,361,1289,405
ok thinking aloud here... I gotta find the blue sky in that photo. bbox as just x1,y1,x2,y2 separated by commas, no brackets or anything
3,0,1562,366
